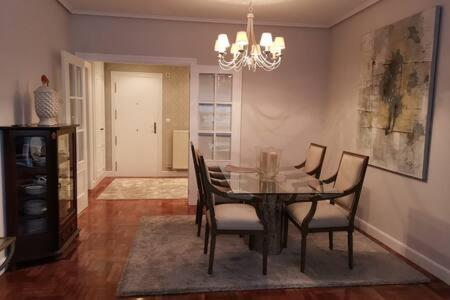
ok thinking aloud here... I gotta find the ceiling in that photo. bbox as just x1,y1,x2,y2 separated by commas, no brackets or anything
58,0,381,28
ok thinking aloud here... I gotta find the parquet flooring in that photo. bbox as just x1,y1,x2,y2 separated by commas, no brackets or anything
0,177,448,300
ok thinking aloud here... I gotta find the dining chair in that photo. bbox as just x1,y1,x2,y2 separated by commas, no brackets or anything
295,143,327,178
191,142,207,235
191,142,240,237
284,151,369,272
198,154,269,275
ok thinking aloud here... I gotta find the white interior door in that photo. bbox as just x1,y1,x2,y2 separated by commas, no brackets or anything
112,72,162,176
61,51,89,214
93,62,106,180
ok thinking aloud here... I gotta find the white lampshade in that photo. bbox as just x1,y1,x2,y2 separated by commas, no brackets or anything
273,37,286,50
217,34,230,49
236,31,249,46
230,43,240,55
260,33,273,47
270,44,281,56
214,39,226,53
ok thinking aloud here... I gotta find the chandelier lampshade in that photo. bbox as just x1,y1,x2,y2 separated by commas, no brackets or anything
214,1,285,72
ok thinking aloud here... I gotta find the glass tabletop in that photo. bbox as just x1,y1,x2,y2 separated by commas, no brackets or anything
217,166,343,197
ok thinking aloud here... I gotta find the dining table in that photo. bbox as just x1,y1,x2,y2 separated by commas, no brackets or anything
217,165,345,255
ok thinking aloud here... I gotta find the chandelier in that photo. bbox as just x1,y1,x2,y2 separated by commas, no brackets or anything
214,1,285,72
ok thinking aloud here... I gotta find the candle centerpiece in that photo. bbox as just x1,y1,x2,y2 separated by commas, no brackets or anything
257,147,281,180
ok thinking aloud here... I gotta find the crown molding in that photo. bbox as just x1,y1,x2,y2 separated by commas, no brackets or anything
57,0,73,13
328,0,381,27
68,9,328,28
57,0,382,29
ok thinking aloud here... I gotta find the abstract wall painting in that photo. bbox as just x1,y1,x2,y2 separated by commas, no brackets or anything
357,7,441,180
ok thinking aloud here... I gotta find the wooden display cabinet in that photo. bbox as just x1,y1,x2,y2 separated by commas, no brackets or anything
0,125,79,267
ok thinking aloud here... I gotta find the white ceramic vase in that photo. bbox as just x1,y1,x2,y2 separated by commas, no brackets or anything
34,82,59,126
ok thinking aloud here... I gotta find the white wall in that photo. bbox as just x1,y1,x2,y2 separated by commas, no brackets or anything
0,0,71,248
323,0,450,284
69,16,330,168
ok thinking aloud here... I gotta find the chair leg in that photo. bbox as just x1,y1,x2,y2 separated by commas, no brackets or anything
329,231,333,250
197,201,203,237
348,230,353,269
204,223,210,254
195,197,200,225
249,234,255,250
208,233,216,274
300,232,308,273
262,233,268,275
283,214,289,248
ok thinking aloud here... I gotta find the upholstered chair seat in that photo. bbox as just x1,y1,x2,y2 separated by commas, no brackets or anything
287,202,348,228
207,204,264,231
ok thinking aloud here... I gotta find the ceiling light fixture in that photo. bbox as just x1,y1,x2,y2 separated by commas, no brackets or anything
214,0,285,72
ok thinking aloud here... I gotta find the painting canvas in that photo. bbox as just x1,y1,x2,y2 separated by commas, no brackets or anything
357,7,441,180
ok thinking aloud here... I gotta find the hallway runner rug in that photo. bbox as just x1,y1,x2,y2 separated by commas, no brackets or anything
97,178,188,200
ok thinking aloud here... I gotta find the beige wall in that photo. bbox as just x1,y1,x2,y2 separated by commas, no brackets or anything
323,0,450,283
104,64,190,171
70,16,330,168
0,0,70,249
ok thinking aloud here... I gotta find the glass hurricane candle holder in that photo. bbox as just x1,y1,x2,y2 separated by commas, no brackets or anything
257,147,281,180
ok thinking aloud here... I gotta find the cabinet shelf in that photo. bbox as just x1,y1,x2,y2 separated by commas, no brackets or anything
19,213,48,221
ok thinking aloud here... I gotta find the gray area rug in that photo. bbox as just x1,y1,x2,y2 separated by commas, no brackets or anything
98,178,188,200
117,216,429,297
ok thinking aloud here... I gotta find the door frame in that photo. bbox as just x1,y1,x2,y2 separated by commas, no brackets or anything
87,62,106,189
110,71,163,176
61,51,90,214
76,53,199,205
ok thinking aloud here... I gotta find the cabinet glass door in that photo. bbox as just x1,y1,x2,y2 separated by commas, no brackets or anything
58,133,75,221
14,136,49,236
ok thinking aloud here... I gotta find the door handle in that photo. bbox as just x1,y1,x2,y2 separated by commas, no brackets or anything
100,128,104,131
153,122,157,134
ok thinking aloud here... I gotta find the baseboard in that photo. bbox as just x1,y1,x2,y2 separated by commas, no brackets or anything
355,216,450,284
103,171,114,177
159,170,188,177
89,172,107,190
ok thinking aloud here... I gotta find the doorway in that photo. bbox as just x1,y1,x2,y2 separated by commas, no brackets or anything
111,72,162,176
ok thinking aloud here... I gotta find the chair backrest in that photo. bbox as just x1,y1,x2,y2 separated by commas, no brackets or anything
190,142,205,202
333,151,369,220
197,153,218,227
304,143,327,177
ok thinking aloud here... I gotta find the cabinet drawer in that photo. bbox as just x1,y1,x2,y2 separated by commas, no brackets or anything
59,217,77,247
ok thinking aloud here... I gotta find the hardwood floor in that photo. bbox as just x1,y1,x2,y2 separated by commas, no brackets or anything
0,177,448,300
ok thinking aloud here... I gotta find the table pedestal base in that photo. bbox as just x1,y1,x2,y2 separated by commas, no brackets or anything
254,195,287,255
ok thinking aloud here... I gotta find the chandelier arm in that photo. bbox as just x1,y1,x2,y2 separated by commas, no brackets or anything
257,53,281,66
219,53,243,66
